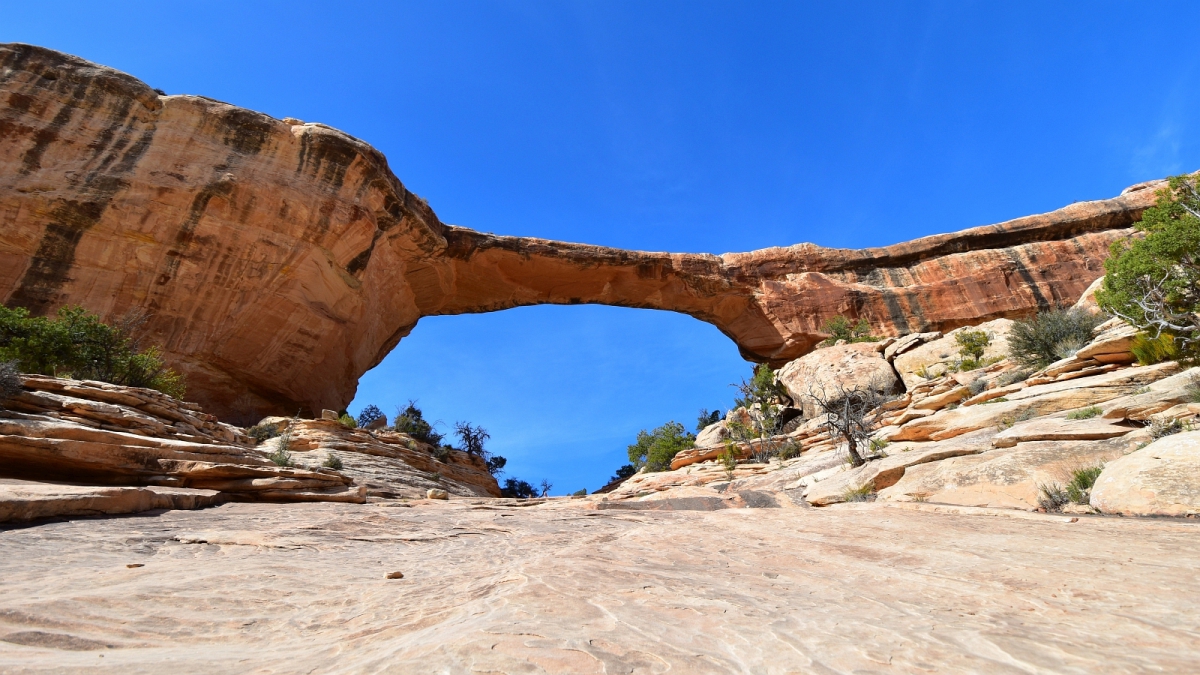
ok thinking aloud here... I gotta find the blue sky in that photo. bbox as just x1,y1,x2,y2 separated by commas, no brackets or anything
7,1,1200,493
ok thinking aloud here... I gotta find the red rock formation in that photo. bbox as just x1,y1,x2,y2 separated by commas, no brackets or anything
0,43,1159,423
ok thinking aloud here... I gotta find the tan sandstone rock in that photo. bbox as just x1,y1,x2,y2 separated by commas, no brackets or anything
777,342,899,419
1090,431,1200,516
0,479,226,523
892,318,1014,388
0,44,1161,423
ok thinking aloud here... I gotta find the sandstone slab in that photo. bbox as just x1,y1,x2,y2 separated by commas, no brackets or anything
1091,431,1200,516
0,480,225,523
1,501,1199,672
879,434,1145,510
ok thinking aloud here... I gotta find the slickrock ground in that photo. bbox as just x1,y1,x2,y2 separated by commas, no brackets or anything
0,43,1164,422
1,500,1198,673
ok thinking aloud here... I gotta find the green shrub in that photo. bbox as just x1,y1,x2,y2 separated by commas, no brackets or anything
571,488,587,497
1066,406,1102,420
323,453,344,470
485,455,507,476
606,464,637,485
501,478,537,498
1097,174,1200,364
246,423,279,444
0,305,185,398
733,364,788,410
982,397,1009,404
1130,332,1178,365
1007,308,1104,369
956,330,991,360
696,408,723,432
1037,483,1070,512
841,482,875,502
0,360,21,404
820,315,877,346
431,445,452,462
356,404,384,428
627,421,695,472
1065,465,1104,504
269,426,294,467
338,414,357,429
719,442,738,480
394,401,444,445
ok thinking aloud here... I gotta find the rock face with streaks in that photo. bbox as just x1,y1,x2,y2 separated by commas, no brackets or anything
0,43,1162,423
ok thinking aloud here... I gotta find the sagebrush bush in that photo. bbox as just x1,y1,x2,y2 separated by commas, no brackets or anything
1037,483,1070,512
1065,465,1103,504
338,413,357,429
841,482,875,502
1150,417,1185,439
0,305,185,398
1066,406,1102,420
323,453,344,470
246,423,279,444
1007,308,1104,369
996,369,1032,387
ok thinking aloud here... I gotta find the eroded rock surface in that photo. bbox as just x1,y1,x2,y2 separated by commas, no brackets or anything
1,500,1199,673
0,374,499,517
0,43,1161,422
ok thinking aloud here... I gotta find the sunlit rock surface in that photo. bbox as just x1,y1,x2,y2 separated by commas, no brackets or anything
1,500,1198,673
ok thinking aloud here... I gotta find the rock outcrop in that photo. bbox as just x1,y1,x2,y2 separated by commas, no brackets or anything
613,308,1200,517
0,373,500,520
1090,430,1200,516
0,43,1161,422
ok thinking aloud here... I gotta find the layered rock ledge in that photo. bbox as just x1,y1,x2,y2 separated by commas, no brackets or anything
0,43,1159,422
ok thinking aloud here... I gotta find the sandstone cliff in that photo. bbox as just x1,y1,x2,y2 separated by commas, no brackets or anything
0,43,1159,423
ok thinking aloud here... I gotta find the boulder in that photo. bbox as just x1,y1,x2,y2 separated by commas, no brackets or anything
778,342,900,419
1072,276,1107,313
1090,431,1200,516
426,488,449,500
893,319,1014,389
695,420,729,448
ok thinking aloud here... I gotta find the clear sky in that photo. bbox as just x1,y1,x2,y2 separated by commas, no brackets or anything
7,1,1200,493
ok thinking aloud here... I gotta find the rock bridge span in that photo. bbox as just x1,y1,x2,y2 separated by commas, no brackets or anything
0,43,1157,423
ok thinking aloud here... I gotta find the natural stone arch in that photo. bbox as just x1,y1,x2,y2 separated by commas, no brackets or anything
0,43,1157,423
